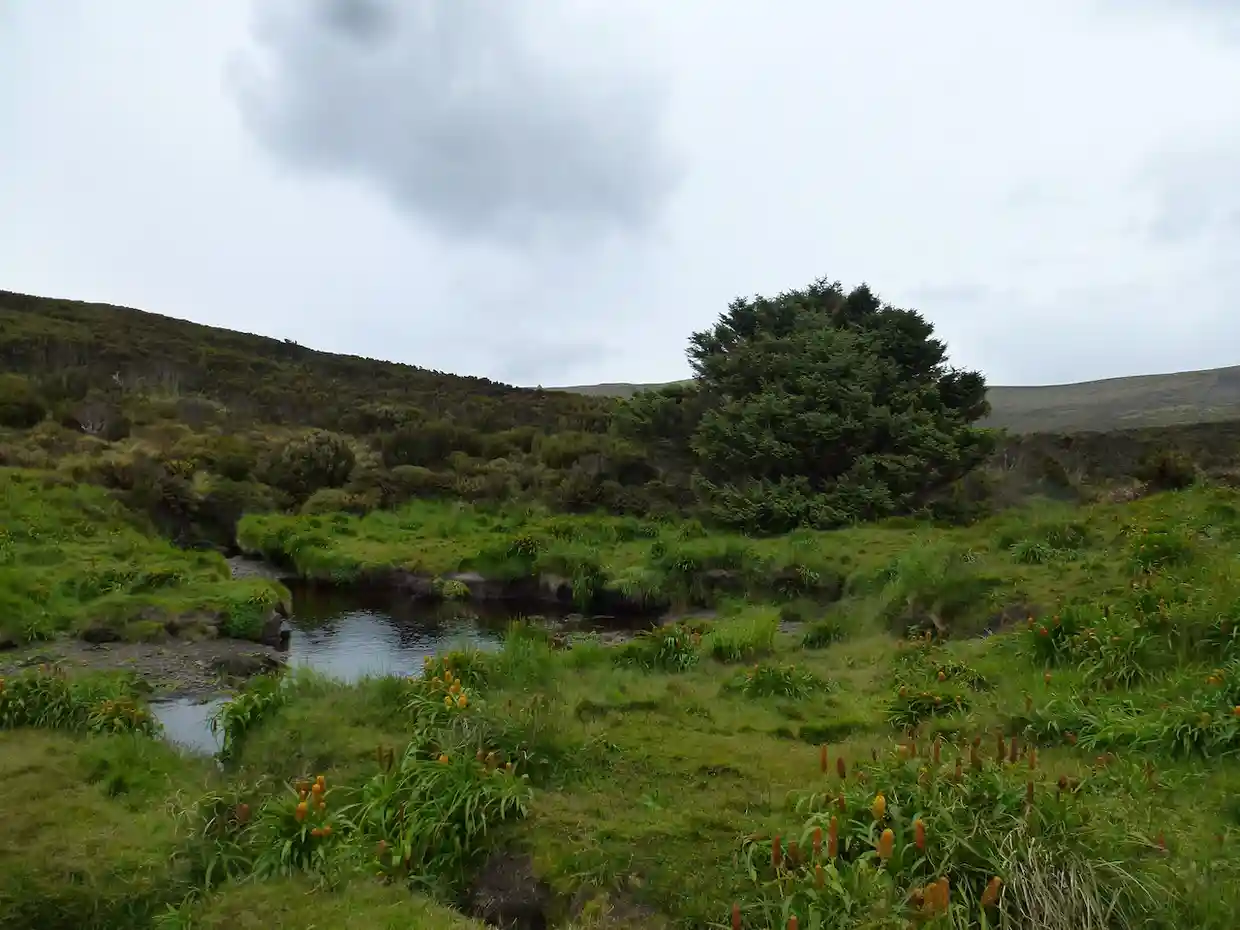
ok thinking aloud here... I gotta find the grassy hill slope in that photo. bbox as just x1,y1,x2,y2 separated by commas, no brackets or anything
0,289,611,434
553,366,1240,434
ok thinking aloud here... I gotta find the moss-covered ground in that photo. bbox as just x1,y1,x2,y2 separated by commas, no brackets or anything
0,469,288,645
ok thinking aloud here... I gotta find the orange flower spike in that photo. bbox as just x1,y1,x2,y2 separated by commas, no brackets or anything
815,862,824,887
1028,748,1038,771
311,781,324,796
820,744,829,773
836,756,847,780
771,835,782,870
438,753,449,764
1008,736,1019,764
788,840,800,865
981,876,1002,909
938,877,950,912
295,801,308,822
828,816,839,858
812,826,823,857
1026,780,1035,807
954,757,963,782
914,818,926,851
787,916,799,930
315,774,325,788
932,738,942,765
321,824,331,836
731,903,742,930
877,828,895,862
235,802,251,824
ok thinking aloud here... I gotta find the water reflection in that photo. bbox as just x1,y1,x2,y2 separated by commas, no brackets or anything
152,581,635,755
280,582,506,680
155,696,226,755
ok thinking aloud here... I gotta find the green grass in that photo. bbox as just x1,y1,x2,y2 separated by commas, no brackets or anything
0,467,288,644
239,484,1240,636
0,730,207,930
164,878,488,930
10,479,1240,927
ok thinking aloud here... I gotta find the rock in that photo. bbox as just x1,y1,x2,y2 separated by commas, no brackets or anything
466,852,552,930
213,652,283,679
257,608,288,648
80,623,122,645
164,610,220,640
388,570,438,600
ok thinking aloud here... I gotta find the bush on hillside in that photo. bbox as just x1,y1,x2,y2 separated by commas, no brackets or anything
263,430,355,501
0,373,46,428
679,277,993,532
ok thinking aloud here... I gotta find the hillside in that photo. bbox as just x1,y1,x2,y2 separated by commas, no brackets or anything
0,289,611,434
552,367,1240,434
4,285,1240,547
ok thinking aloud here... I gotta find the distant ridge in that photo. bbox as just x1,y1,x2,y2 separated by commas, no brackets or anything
551,366,1240,434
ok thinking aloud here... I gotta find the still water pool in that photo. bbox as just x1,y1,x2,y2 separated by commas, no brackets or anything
152,578,645,754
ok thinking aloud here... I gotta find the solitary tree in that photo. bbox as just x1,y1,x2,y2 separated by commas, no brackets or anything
685,277,991,532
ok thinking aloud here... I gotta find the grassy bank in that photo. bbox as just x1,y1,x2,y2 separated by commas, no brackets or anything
5,479,1240,926
237,486,1237,636
0,468,288,645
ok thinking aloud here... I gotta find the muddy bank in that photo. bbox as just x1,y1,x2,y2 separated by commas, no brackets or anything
0,638,285,701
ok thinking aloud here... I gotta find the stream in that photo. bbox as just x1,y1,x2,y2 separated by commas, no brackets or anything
152,572,651,755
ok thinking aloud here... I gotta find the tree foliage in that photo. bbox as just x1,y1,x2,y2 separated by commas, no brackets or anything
681,278,992,532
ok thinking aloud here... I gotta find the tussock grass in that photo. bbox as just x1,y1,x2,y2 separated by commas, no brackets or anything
0,468,288,645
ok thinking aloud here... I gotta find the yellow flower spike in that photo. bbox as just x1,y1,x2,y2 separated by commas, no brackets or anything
877,828,894,862
445,695,454,707
451,680,462,694
871,793,887,820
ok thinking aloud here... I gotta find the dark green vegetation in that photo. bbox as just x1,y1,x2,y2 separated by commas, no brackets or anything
8,485,1240,927
557,367,1240,435
5,281,1238,549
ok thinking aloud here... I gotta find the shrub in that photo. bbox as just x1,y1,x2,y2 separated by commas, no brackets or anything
614,623,703,672
1139,448,1197,490
704,612,778,663
724,663,833,699
0,666,159,736
264,430,355,501
0,373,46,428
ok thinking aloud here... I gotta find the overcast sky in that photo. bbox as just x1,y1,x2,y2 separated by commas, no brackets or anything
2,1,1238,388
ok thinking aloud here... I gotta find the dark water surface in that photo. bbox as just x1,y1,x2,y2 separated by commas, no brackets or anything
153,579,649,754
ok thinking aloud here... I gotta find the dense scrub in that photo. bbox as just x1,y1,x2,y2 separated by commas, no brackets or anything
6,283,1234,543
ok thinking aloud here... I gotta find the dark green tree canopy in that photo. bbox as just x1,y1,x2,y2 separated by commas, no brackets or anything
682,277,992,532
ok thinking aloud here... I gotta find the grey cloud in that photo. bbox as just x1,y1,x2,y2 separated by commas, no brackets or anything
1138,146,1240,245
229,0,681,246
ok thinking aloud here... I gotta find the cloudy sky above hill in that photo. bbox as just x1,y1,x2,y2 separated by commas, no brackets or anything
2,0,1238,387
